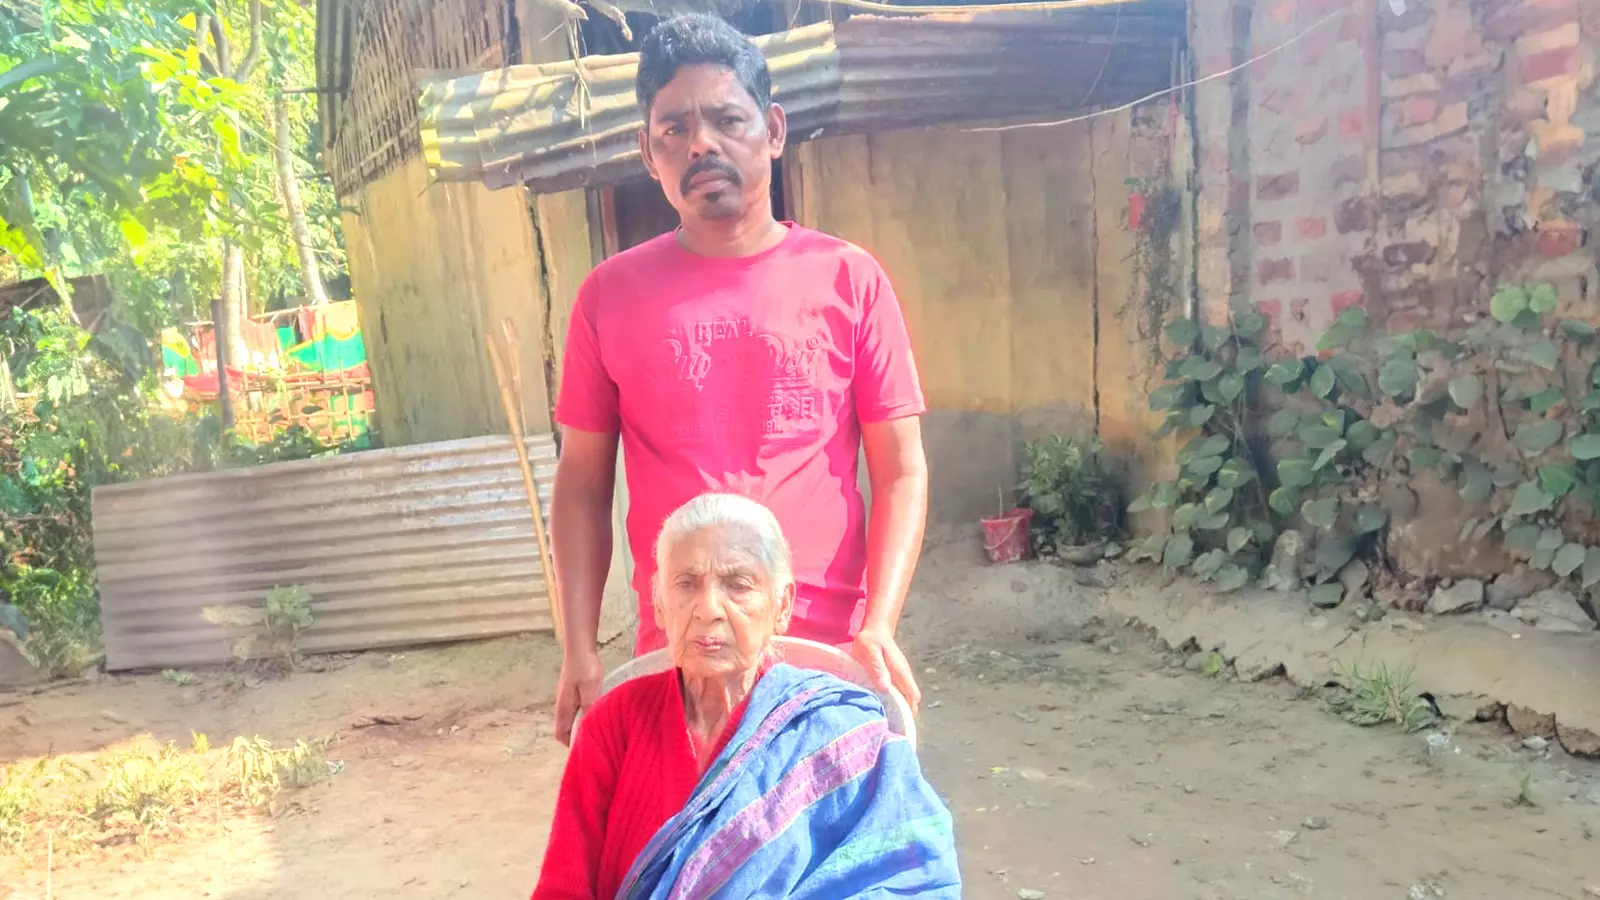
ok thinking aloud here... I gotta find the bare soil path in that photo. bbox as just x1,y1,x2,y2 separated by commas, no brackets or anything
2,558,1597,899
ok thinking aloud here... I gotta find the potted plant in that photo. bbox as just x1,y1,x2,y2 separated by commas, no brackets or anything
1017,435,1123,565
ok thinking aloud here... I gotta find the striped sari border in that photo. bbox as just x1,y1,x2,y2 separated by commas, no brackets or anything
616,688,820,900
668,718,888,899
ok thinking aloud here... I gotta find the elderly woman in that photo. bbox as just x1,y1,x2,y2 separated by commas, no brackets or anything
532,493,960,899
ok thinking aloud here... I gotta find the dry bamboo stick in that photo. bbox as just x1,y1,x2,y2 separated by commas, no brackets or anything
487,328,565,647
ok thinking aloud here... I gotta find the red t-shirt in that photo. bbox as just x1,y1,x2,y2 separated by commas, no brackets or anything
554,224,925,651
531,670,751,900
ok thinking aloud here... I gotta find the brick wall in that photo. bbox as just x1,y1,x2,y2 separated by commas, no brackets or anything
1193,0,1600,351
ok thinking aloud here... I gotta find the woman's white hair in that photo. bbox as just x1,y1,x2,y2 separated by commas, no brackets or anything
653,493,794,589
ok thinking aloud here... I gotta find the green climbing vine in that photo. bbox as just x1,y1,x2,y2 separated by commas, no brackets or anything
1127,283,1600,604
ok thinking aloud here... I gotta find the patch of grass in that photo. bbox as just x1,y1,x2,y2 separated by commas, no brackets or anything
161,669,198,686
0,731,337,855
1325,660,1436,732
1515,770,1539,808
202,585,315,667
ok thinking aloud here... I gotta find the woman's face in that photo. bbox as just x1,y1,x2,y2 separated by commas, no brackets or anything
656,524,793,681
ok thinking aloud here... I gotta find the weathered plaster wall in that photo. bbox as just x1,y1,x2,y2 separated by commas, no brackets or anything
792,111,1181,523
1193,0,1600,351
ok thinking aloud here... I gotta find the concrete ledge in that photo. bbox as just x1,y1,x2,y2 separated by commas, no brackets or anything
1101,571,1600,740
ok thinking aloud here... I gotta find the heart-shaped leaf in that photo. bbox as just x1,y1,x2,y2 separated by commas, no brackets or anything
1267,408,1302,439
1198,511,1231,531
1344,420,1379,452
1313,440,1348,471
1561,319,1596,342
1378,357,1419,397
1213,564,1250,593
1553,542,1587,577
1173,503,1203,530
1150,482,1181,509
1269,487,1299,517
1504,523,1541,552
1298,423,1343,449
1187,454,1225,477
1570,434,1600,461
1163,533,1195,569
1190,404,1218,427
1179,357,1224,382
1448,374,1482,409
1309,365,1336,399
1537,528,1567,553
1128,492,1153,513
1354,504,1389,534
1490,285,1529,324
1459,458,1494,503
1149,384,1188,411
1232,311,1267,337
1528,282,1559,314
1301,497,1340,530
1205,486,1236,514
1538,464,1580,499
1524,338,1561,371
1264,360,1305,385
1408,447,1442,470
1528,386,1567,414
1216,458,1256,489
1192,549,1227,580
1218,373,1246,403
1313,536,1357,577
1233,347,1265,373
1514,420,1564,456
1227,527,1252,554
1508,482,1556,516
1165,318,1199,345
1278,458,1315,488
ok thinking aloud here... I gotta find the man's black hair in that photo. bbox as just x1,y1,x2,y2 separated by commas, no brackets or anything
635,14,772,114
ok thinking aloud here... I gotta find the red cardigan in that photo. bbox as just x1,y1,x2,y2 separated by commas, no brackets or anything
531,670,749,900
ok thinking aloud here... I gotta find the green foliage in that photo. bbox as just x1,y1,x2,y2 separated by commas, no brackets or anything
1018,435,1122,554
1326,660,1436,732
201,584,313,666
1129,280,1600,603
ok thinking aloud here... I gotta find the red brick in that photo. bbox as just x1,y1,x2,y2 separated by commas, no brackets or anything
1304,31,1331,66
1339,13,1364,43
1295,217,1329,240
1537,223,1583,257
1305,0,1343,14
1338,107,1368,140
1484,0,1578,41
1295,115,1329,145
1260,258,1296,285
1268,0,1295,25
1397,95,1439,127
1520,46,1581,83
1335,196,1379,234
1255,221,1285,246
1331,290,1364,313
1258,172,1301,202
1384,49,1429,78
1251,52,1277,83
1258,298,1283,321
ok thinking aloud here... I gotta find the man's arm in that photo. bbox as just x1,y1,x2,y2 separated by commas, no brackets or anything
550,426,619,745
855,415,928,711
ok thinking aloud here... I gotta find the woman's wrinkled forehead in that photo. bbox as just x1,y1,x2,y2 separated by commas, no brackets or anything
662,523,771,576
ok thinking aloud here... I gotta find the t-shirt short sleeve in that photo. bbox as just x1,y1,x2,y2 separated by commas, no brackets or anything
853,257,926,423
553,276,621,434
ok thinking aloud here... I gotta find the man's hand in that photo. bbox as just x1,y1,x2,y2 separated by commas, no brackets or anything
554,648,606,746
850,625,922,714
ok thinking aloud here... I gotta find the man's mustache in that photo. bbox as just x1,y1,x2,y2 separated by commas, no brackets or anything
681,158,741,195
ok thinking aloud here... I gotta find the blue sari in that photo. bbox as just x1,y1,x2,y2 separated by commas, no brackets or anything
615,664,961,900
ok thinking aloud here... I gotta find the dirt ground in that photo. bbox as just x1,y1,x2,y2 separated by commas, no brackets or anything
3,546,1599,900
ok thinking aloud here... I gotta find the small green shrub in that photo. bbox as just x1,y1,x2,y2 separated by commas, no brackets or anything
202,584,314,666
1018,435,1122,554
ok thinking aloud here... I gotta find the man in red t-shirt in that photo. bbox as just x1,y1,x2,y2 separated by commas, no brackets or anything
549,13,929,745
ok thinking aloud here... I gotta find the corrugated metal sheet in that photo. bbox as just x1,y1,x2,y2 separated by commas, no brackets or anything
92,434,557,672
419,9,1184,192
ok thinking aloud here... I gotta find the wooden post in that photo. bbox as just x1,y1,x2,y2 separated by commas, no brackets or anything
487,326,565,646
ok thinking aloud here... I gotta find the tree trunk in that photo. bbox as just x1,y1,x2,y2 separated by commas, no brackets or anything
219,243,250,368
273,95,328,305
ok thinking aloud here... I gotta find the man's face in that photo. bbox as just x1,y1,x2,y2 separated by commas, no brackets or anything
640,63,786,223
